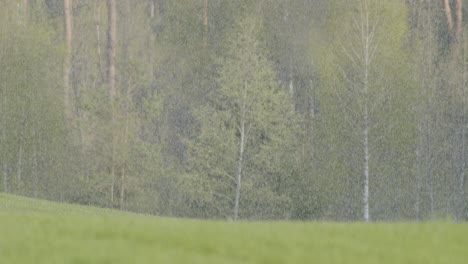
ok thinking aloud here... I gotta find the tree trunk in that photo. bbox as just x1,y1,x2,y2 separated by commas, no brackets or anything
301,79,315,169
107,0,117,98
429,167,435,218
459,38,467,219
32,136,38,198
150,0,155,18
445,0,462,43
2,163,7,193
362,0,371,222
17,141,23,188
119,164,125,210
455,0,462,41
63,0,73,122
110,162,115,205
444,0,454,35
120,97,130,210
22,0,28,21
363,103,370,222
415,136,422,220
2,82,7,193
288,72,294,97
234,118,245,221
203,0,208,47
342,0,376,221
107,0,117,207
33,145,39,198
95,4,105,83
118,0,134,211
16,108,26,189
234,89,247,221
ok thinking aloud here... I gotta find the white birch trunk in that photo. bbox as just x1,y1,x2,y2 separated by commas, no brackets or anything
362,1,371,222
342,1,376,221
150,0,155,19
234,88,247,221
203,0,208,47
363,103,370,222
63,0,73,124
107,0,117,207
234,117,245,221
288,73,294,97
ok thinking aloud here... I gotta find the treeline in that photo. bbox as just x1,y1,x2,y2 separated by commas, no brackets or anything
0,0,467,221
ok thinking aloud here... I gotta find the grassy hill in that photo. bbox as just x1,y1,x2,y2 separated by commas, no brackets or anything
0,193,467,264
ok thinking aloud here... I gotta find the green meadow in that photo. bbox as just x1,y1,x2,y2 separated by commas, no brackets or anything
0,193,467,264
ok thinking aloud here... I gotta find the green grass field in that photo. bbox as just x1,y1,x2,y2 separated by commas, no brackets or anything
1,193,467,264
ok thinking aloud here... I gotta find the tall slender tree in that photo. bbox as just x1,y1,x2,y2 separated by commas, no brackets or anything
444,0,463,43
188,15,297,220
63,0,73,122
203,0,208,47
107,0,117,206
338,0,379,222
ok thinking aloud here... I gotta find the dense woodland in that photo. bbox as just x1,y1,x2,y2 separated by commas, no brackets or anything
0,0,467,221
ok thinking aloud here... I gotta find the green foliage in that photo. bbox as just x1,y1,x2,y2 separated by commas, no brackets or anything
1,0,466,221
0,5,66,198
186,15,299,219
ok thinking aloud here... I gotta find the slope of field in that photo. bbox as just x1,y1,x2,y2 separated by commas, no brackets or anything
0,193,467,264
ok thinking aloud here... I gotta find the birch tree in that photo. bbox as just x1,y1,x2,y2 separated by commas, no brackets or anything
107,0,117,206
337,0,379,222
443,0,462,44
187,15,297,220
203,0,208,47
331,0,406,221
63,0,72,122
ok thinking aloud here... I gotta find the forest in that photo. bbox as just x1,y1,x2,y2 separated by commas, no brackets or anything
0,0,467,222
